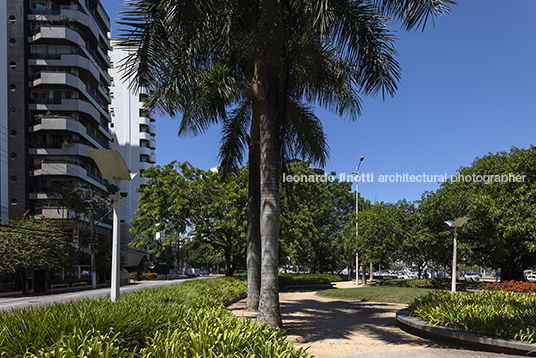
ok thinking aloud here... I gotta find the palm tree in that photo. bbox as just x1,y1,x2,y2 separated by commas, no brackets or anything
116,0,455,328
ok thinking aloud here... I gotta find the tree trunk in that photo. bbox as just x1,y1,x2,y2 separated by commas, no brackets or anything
246,139,262,310
257,87,282,329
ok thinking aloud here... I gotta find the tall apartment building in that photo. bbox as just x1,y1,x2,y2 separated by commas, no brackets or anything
108,47,156,265
5,0,113,238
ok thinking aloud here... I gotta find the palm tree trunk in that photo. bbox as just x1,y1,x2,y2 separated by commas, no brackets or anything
257,87,282,328
246,138,261,310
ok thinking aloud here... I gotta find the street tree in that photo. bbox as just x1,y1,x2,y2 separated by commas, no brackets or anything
117,0,455,328
439,146,536,280
189,167,249,276
51,183,111,287
130,162,197,257
279,164,356,272
131,162,248,275
0,215,71,292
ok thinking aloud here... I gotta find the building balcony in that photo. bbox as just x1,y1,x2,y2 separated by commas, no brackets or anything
29,4,110,42
30,6,109,46
139,116,151,126
30,25,83,47
137,145,152,156
139,109,156,123
30,98,110,131
30,142,93,158
139,154,156,164
31,162,107,191
28,53,111,87
29,26,110,83
31,71,108,114
97,1,111,31
149,124,156,136
29,116,109,149
31,70,80,91
30,116,86,134
149,138,156,149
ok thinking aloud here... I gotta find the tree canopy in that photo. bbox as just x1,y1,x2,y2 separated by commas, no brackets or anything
0,216,71,275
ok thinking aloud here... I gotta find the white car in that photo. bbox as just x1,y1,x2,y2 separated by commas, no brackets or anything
526,274,536,283
464,272,481,281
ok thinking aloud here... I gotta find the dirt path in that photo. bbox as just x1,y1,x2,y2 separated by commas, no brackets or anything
227,281,454,358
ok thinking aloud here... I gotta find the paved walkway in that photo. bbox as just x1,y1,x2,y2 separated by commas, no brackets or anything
228,281,524,358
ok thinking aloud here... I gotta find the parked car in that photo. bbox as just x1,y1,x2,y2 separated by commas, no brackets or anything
464,272,481,281
526,274,536,282
185,268,198,278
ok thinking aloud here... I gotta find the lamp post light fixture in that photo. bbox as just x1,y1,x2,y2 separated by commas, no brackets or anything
88,149,133,302
352,156,364,285
444,217,470,293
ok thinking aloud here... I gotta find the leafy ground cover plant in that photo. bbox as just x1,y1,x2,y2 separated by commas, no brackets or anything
481,280,536,293
0,278,312,358
409,290,536,343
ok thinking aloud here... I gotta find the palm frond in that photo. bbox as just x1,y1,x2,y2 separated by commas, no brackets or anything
292,42,363,121
218,100,252,175
370,0,455,31
281,99,330,167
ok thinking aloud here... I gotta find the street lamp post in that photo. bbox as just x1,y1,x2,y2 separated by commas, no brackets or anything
88,149,132,302
444,217,470,293
353,156,364,285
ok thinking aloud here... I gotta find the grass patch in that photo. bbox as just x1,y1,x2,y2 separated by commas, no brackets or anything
0,278,312,358
317,286,437,303
409,290,536,343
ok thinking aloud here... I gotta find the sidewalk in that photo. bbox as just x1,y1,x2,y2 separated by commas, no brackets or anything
227,281,523,358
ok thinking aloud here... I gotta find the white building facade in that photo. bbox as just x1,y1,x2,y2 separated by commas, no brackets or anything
108,48,156,255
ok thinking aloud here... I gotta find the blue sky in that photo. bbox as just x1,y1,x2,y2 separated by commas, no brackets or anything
103,0,536,204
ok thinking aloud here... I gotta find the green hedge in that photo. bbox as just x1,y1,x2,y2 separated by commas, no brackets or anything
279,273,344,286
233,271,346,286
0,278,312,358
409,290,536,343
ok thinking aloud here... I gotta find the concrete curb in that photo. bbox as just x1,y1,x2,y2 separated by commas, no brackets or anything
223,293,247,307
396,308,536,356
0,291,23,298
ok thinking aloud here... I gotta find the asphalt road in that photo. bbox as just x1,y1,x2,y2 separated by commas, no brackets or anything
0,276,212,311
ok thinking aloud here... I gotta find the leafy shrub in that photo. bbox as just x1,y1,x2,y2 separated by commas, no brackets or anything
279,273,344,286
234,271,344,285
481,280,536,293
409,290,536,342
144,272,158,280
0,278,311,358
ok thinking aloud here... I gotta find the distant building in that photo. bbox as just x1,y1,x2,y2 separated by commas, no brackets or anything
109,47,156,266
